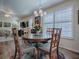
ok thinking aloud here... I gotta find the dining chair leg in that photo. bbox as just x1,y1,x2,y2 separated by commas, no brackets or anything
57,49,59,59
45,54,49,59
35,48,38,59
36,48,40,59
49,53,56,59
38,48,40,59
49,54,51,59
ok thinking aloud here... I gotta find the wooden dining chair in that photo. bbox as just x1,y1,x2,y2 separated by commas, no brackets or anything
11,28,36,59
38,28,62,59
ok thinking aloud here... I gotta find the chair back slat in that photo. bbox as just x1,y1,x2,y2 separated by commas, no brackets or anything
50,28,62,56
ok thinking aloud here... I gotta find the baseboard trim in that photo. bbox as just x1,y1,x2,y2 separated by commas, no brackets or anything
60,46,79,55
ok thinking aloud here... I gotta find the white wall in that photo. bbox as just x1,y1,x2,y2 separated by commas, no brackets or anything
0,15,19,31
46,0,79,53
61,0,79,53
0,0,3,9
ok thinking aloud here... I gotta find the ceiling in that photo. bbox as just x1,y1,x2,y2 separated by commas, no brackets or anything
0,0,65,17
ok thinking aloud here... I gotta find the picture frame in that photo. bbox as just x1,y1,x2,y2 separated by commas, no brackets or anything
35,16,41,25
4,22,11,27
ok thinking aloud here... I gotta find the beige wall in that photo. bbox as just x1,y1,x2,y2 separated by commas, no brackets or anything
46,0,79,52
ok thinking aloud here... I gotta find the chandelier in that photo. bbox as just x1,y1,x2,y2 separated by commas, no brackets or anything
34,9,46,16
34,0,47,17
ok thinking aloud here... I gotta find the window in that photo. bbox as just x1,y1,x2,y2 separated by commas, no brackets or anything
43,7,73,38
29,18,32,28
43,13,54,33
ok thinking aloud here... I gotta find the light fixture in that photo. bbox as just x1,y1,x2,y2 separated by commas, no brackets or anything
34,9,47,17
4,14,11,17
34,0,47,17
34,11,38,16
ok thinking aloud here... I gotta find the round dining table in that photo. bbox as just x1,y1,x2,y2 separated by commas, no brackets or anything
22,33,65,59
22,33,52,48
22,33,52,59
22,33,52,44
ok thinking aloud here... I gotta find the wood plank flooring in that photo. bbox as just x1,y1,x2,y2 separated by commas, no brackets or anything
60,48,79,59
41,48,79,59
0,41,79,59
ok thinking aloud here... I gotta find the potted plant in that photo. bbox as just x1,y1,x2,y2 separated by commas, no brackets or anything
33,24,42,34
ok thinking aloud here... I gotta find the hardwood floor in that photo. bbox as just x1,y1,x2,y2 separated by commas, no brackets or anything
0,41,79,59
60,48,79,59
41,48,79,59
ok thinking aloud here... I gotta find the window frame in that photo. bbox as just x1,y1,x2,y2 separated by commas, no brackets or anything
43,6,74,39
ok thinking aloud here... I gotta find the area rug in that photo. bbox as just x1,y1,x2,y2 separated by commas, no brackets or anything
56,52,65,59
39,52,65,59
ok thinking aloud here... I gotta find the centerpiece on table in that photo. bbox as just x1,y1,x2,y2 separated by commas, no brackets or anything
31,16,42,35
33,24,42,34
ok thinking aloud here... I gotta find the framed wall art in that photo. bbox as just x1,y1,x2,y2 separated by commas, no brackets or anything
4,22,11,27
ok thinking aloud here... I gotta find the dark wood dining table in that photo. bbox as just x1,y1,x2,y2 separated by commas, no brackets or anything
23,34,51,42
22,33,52,59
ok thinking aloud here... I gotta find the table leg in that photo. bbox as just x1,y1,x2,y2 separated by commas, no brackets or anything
35,48,37,59
35,42,40,59
35,48,40,59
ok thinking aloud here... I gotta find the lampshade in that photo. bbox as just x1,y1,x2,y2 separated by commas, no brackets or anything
34,9,46,16
33,0,47,16
34,11,38,16
39,9,43,14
